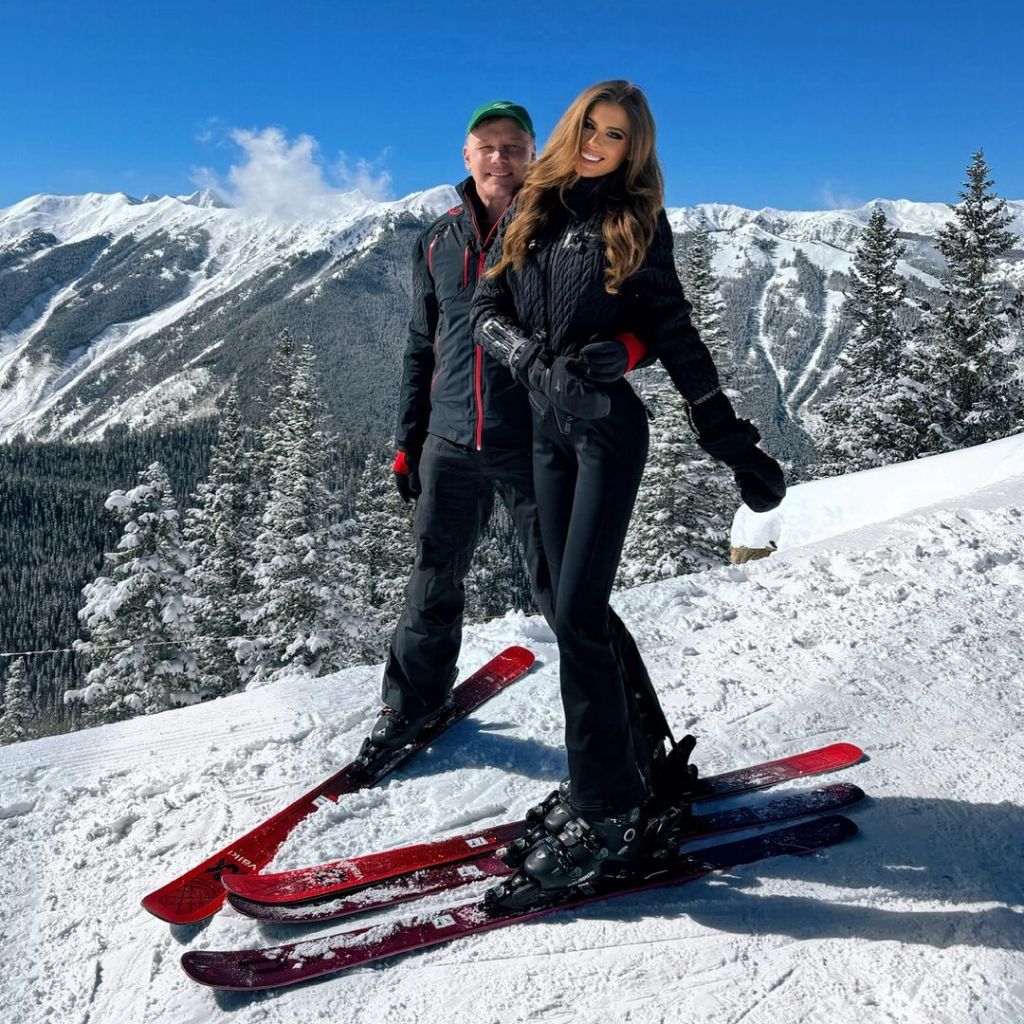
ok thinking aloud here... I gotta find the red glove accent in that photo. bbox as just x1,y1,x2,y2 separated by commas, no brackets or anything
615,332,647,372
392,450,411,474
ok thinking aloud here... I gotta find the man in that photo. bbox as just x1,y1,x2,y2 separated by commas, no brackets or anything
371,100,555,748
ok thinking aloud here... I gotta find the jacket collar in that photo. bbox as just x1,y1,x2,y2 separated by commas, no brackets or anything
455,176,516,247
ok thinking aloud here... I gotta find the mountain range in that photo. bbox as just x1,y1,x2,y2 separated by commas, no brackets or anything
2,187,1022,459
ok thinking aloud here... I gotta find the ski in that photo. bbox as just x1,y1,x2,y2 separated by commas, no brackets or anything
222,741,863,907
141,646,536,924
182,814,859,990
226,781,865,924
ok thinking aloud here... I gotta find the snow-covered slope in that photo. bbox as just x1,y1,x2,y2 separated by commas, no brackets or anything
1,442,1023,1023
0,186,459,441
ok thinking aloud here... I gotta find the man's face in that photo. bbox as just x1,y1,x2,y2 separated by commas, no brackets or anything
463,117,534,206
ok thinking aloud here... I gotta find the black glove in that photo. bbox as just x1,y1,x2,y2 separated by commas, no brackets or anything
526,351,611,420
689,393,786,513
579,339,630,383
392,449,421,504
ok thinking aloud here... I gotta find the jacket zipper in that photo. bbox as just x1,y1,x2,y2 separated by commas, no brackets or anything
466,198,509,451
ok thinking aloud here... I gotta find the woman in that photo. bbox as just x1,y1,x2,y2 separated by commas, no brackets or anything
471,81,785,904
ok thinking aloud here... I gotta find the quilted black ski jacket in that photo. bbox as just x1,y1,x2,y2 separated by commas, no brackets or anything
395,177,532,455
469,176,723,407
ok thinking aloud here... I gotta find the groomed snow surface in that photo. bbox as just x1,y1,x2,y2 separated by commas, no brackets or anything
2,436,1023,1024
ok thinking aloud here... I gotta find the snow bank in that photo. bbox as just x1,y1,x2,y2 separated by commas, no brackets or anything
732,430,1024,551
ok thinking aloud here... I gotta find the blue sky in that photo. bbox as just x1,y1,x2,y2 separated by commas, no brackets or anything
4,0,1022,211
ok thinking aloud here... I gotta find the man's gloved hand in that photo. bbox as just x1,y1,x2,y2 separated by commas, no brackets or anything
688,392,786,513
392,449,421,504
578,333,647,383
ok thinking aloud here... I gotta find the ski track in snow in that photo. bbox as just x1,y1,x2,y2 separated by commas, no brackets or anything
2,456,1024,1023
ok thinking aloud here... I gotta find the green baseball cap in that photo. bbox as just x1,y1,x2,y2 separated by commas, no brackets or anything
466,100,535,139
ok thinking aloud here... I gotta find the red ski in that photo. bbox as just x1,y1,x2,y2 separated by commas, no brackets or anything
182,814,859,990
141,646,535,924
223,741,863,907
226,781,865,924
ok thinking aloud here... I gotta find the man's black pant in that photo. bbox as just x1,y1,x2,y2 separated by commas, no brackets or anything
382,433,556,717
533,380,672,816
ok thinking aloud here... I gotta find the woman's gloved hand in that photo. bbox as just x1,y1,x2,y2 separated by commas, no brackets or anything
688,392,786,512
578,333,647,383
527,353,611,420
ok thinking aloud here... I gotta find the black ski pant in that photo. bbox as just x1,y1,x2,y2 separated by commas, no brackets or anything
533,379,671,816
382,433,556,717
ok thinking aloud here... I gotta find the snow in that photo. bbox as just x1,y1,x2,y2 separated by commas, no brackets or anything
1,436,1023,1022
732,430,1024,551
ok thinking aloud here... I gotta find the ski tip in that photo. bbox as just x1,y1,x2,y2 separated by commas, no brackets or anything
141,885,224,925
826,781,867,804
828,742,865,762
501,645,536,667
815,813,860,844
180,951,233,988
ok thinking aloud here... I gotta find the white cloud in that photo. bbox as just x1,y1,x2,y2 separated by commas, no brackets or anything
336,149,393,202
818,181,866,211
191,126,394,218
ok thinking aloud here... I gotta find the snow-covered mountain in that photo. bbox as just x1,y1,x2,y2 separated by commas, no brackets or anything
1,188,1022,449
1,433,1021,1023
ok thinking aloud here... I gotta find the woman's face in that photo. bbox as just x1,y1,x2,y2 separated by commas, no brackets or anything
578,100,630,178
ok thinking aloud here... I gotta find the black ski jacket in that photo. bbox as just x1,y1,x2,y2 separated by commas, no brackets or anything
395,178,532,455
469,175,723,409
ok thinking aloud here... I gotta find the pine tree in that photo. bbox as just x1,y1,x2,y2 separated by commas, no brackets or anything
0,659,35,745
182,386,254,696
71,461,199,723
916,150,1023,449
682,215,728,350
815,207,922,472
464,502,534,624
244,332,348,685
345,450,413,659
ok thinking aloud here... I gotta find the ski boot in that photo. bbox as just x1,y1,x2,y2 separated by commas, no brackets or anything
500,778,575,868
486,803,656,912
368,704,443,750
501,734,703,870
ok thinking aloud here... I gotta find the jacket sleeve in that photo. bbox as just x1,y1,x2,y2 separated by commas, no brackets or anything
628,209,725,407
395,231,437,454
469,205,523,362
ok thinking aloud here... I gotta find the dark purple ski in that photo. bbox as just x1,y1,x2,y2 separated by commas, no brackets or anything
182,814,859,990
227,782,865,924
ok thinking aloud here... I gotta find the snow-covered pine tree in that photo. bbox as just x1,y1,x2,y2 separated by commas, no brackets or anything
182,386,254,696
684,215,728,351
0,658,35,745
70,461,198,724
619,218,736,584
916,150,1023,449
244,332,348,685
345,450,413,660
464,501,534,624
815,206,922,472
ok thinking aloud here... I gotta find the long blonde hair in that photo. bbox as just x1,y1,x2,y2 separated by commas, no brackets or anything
488,80,664,294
